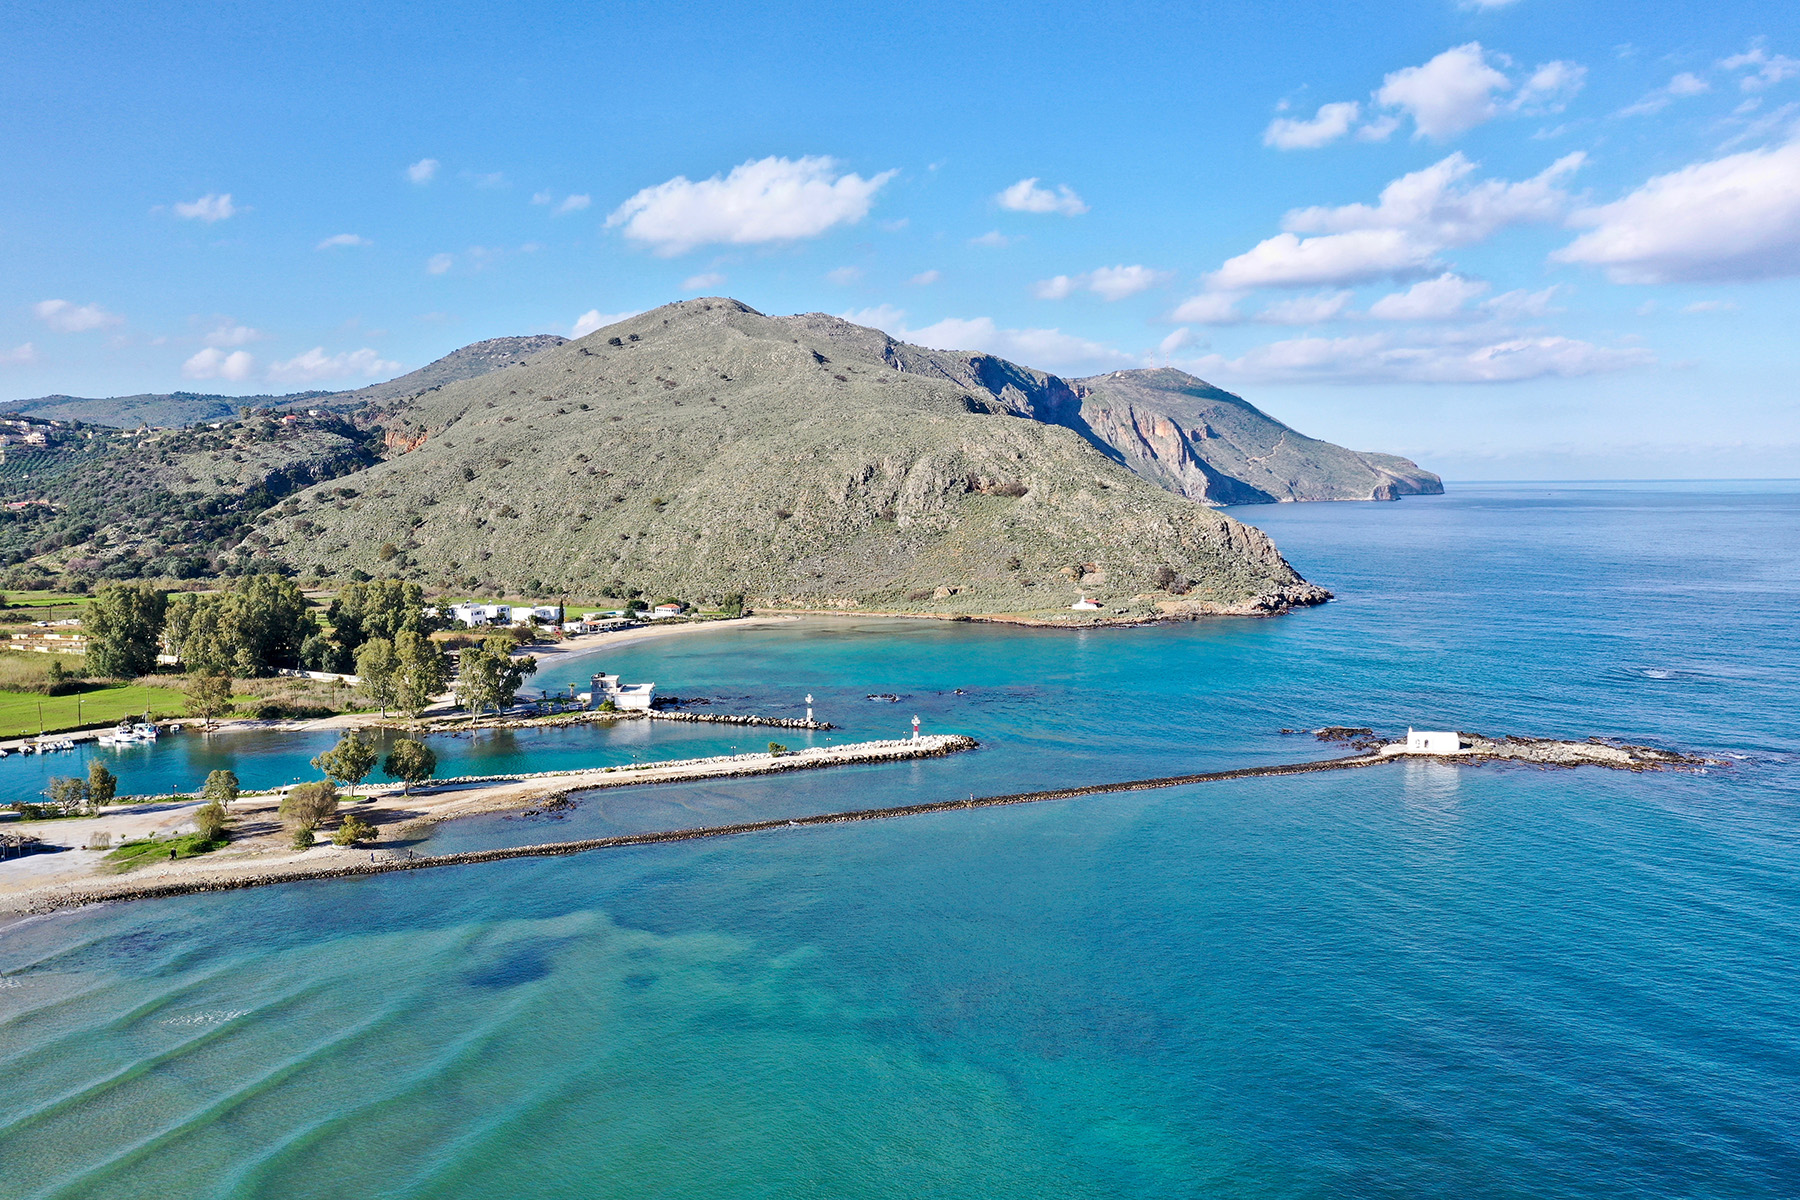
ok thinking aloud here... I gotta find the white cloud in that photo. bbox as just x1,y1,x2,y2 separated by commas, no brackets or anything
1264,101,1362,150
408,158,440,184
1618,71,1713,117
532,191,554,205
266,347,402,384
969,230,1015,247
1207,152,1582,290
1258,291,1356,323
203,321,263,347
1169,293,1243,324
606,155,896,255
426,253,454,275
572,309,639,337
469,172,506,189
1183,331,1651,385
174,193,237,222
1158,328,1193,357
1458,0,1523,8
555,194,591,215
996,178,1089,215
34,299,122,333
316,233,371,249
1553,139,1800,282
900,316,1133,371
825,265,863,285
182,347,256,382
1722,44,1800,92
841,304,909,333
908,269,941,285
1682,300,1738,313
1210,229,1441,290
681,272,726,290
2,343,37,366
1368,273,1491,320
1376,44,1513,140
1034,264,1170,301
1511,61,1587,114
1481,285,1565,319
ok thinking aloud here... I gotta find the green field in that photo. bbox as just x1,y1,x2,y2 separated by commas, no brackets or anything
104,832,225,873
0,683,188,737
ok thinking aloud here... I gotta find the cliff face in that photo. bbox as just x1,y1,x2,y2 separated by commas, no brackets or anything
254,300,1326,622
1067,369,1444,505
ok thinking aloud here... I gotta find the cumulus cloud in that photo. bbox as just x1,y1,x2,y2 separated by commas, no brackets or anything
1206,151,1583,290
606,155,895,255
572,310,639,337
174,193,237,222
182,347,256,381
1683,300,1738,313
908,269,941,285
1169,293,1244,324
681,272,726,290
1368,273,1491,320
266,347,401,384
1034,264,1170,301
969,230,1015,247
203,321,263,347
552,194,591,215
841,304,909,332
316,233,371,249
1553,139,1800,282
1481,285,1565,319
902,316,1134,371
408,158,440,184
1617,72,1710,117
1258,291,1355,324
2,343,37,366
996,178,1089,215
1264,101,1362,150
1722,44,1800,92
825,265,864,285
1283,44,1586,149
426,253,454,275
34,299,122,333
1183,331,1651,385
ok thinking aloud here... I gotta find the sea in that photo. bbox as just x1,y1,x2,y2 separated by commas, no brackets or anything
1,480,1795,1198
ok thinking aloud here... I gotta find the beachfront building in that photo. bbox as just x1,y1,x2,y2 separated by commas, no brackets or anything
1070,597,1101,611
590,672,656,710
1405,729,1467,754
451,602,560,628
649,603,685,619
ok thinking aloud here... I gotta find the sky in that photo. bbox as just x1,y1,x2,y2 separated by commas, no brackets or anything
3,0,1798,479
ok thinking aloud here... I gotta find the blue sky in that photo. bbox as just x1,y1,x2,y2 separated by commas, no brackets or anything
4,0,1797,478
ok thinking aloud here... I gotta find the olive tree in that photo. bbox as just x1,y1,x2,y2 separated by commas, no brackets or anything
384,738,438,794
311,730,377,798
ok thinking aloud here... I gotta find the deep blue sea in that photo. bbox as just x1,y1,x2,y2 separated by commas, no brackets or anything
2,482,1796,1198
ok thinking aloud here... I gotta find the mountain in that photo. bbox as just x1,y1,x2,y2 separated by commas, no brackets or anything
2,335,567,429
250,300,1330,622
1068,369,1442,505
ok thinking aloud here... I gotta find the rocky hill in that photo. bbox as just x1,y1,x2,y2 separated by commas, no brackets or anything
3,335,567,429
251,301,1329,622
1067,369,1440,504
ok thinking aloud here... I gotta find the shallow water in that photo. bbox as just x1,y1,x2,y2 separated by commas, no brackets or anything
2,482,1796,1198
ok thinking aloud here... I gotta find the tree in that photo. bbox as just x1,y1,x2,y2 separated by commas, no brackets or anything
186,672,234,727
456,636,538,718
384,738,437,794
44,776,88,814
164,574,318,677
194,800,229,842
87,760,117,808
290,825,317,851
280,780,339,828
768,741,788,756
312,730,378,798
393,631,449,719
85,584,168,678
720,592,745,618
332,813,377,846
201,769,240,807
318,579,441,671
356,638,399,714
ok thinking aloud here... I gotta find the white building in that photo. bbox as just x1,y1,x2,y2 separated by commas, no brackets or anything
650,603,684,619
1071,597,1101,611
590,672,656,710
451,602,560,628
1405,729,1467,754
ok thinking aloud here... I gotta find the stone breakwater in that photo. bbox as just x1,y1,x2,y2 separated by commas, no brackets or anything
419,709,834,734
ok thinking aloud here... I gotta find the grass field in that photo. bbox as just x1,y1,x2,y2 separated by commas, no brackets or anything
104,832,225,873
0,683,188,737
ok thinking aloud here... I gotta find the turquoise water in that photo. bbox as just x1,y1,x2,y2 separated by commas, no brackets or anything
2,482,1796,1197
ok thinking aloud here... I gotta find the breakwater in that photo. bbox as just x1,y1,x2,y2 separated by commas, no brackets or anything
14,750,1394,913
420,708,834,734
